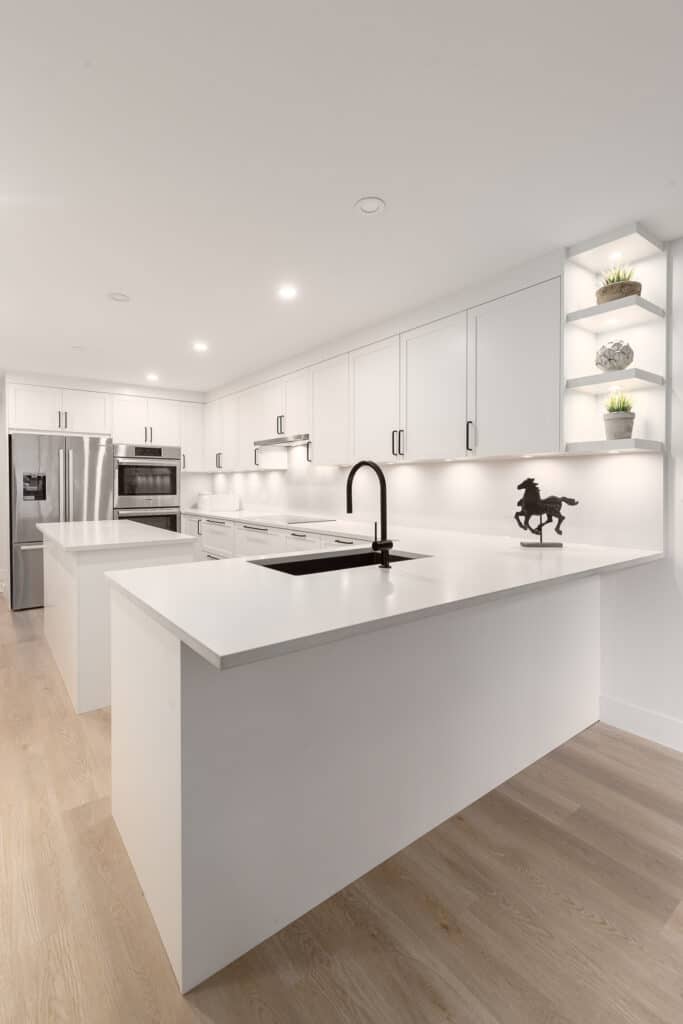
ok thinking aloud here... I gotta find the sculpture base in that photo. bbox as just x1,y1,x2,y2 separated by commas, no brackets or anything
521,540,563,548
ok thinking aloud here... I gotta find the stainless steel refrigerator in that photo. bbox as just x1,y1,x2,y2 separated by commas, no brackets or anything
9,433,113,610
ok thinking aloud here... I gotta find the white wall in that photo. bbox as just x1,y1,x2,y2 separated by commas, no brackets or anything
206,448,664,551
600,237,683,750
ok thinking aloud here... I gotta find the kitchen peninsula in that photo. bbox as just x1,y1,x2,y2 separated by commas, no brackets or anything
107,525,660,992
38,520,199,713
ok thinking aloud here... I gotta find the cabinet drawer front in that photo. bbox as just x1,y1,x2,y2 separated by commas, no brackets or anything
200,520,234,555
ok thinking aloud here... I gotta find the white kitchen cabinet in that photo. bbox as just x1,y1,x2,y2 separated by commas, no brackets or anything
283,530,326,551
112,396,149,444
469,279,561,457
282,368,311,436
200,518,235,556
400,312,468,461
236,389,261,470
311,355,351,465
324,535,366,550
219,395,238,471
148,399,181,446
233,523,286,556
181,515,201,536
204,399,223,470
8,383,110,435
180,403,204,471
61,389,109,434
112,395,183,446
260,381,284,440
350,336,401,463
9,384,62,432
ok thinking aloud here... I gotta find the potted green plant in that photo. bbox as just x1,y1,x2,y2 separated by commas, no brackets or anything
596,265,642,305
604,392,635,440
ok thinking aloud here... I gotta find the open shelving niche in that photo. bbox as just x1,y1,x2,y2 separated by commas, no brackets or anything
563,222,668,454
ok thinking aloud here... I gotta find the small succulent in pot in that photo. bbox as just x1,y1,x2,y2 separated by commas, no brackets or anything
596,265,642,305
604,391,635,440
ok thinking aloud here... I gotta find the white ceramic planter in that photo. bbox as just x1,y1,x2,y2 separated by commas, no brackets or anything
604,411,635,440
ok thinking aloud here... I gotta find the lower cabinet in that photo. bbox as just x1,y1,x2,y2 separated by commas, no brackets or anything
199,519,235,557
180,515,201,536
233,523,286,556
283,531,327,551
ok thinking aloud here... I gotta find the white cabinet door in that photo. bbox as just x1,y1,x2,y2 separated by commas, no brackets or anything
233,524,281,555
112,395,148,444
204,399,223,470
9,384,63,432
200,519,234,556
180,403,204,471
282,368,310,436
181,515,200,536
148,399,181,446
61,389,109,435
311,354,351,465
237,389,260,470
400,312,468,461
259,381,284,440
283,531,325,551
470,279,561,457
324,535,365,550
350,336,400,463
219,394,238,471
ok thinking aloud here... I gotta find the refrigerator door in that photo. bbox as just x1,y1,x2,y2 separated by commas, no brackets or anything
66,435,113,521
10,433,65,543
11,541,45,611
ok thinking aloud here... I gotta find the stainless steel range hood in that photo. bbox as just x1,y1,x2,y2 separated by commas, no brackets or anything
254,433,310,448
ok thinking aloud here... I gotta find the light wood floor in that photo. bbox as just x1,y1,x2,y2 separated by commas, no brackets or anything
2,599,683,1023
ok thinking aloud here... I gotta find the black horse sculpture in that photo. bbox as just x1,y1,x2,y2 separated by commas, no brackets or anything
514,477,579,538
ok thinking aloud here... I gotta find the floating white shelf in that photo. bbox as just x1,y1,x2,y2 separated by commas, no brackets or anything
565,438,664,455
566,295,666,332
565,368,665,394
566,223,664,274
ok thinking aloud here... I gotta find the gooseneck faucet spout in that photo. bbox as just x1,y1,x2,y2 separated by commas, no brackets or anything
346,460,394,569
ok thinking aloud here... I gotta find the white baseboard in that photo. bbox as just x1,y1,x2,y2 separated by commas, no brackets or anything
600,695,683,754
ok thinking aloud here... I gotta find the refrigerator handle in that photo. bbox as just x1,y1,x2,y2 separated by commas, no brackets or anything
58,448,66,521
68,448,74,522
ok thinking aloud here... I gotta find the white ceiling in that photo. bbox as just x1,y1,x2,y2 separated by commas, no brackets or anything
3,1,683,393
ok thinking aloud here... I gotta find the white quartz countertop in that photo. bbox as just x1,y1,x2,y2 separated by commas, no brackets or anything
107,522,661,670
38,520,198,552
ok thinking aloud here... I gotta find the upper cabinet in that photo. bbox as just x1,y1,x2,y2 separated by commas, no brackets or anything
311,354,351,465
112,395,181,445
282,368,311,436
8,383,109,435
400,312,468,461
350,337,401,463
468,279,561,458
179,402,204,471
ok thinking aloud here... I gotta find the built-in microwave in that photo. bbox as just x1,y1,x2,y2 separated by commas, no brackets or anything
113,444,180,510
113,507,181,532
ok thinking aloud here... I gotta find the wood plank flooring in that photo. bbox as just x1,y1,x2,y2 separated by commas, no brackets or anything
1,596,682,1023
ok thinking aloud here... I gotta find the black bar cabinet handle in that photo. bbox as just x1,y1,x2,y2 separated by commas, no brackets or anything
466,420,474,452
391,429,398,456
398,429,405,456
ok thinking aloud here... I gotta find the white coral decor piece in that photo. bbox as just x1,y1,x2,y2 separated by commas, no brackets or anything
595,340,634,371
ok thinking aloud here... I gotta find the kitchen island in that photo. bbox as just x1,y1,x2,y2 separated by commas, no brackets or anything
38,520,199,713
107,527,660,992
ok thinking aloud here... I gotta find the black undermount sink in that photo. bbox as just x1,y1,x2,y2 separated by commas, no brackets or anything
252,549,426,576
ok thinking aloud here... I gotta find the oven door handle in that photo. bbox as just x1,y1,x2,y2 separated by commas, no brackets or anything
115,457,180,468
115,508,179,518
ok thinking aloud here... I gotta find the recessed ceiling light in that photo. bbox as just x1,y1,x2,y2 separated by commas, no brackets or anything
192,339,209,353
354,195,386,215
146,372,159,382
277,283,298,301
107,291,130,302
